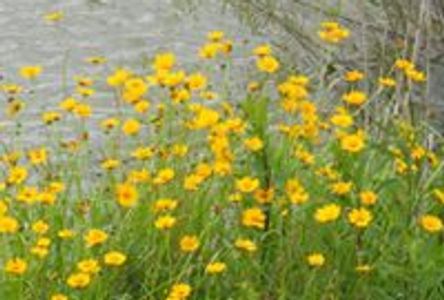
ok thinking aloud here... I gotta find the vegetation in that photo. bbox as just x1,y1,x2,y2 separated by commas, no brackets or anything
1,8,444,300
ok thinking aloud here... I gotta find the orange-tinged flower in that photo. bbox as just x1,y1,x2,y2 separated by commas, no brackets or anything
235,176,260,193
116,183,138,208
348,208,373,228
340,132,365,153
84,229,108,247
342,91,367,106
359,191,378,206
4,258,27,275
344,70,364,82
0,215,19,234
122,118,141,136
242,207,266,229
420,215,443,233
180,235,200,253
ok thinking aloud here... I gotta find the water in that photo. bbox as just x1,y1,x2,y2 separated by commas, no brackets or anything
0,0,258,144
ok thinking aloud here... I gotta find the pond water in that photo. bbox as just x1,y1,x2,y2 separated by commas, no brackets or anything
0,0,259,143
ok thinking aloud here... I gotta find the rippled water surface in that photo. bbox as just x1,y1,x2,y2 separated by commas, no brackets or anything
0,0,258,141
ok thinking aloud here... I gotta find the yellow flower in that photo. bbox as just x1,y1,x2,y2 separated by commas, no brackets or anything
85,56,107,65
123,78,148,103
42,111,62,125
7,166,28,185
171,144,188,157
186,73,207,90
0,215,19,233
44,11,64,22
330,107,353,128
180,235,200,253
168,283,192,300
395,59,414,71
0,201,7,215
51,293,68,300
84,229,108,247
355,264,372,273
116,183,138,208
36,237,51,247
253,44,272,57
406,68,426,82
127,169,150,184
285,178,309,204
77,259,100,274
342,90,367,106
134,100,150,114
307,253,325,267
67,272,91,289
253,188,275,204
4,258,27,275
198,42,222,59
205,262,227,275
340,132,365,153
244,136,264,152
314,204,341,223
318,22,349,43
235,176,260,193
19,65,43,79
420,215,443,233
153,168,175,185
331,181,353,196
32,220,49,235
344,70,364,82
410,145,426,160
73,103,92,118
152,198,178,213
28,148,48,165
294,147,315,166
122,118,141,136
104,251,127,266
101,159,120,171
2,84,22,96
378,77,396,87
58,229,76,239
6,99,25,117
131,146,155,160
242,207,266,229
153,52,176,71
359,191,378,206
234,238,257,252
107,68,132,86
348,208,373,228
433,189,444,204
100,118,120,132
207,30,225,42
154,215,176,230
256,56,280,73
